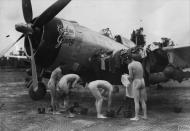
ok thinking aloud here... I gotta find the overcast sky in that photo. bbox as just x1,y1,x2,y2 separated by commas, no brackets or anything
0,0,189,54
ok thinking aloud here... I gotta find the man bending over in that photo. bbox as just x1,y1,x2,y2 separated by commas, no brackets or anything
87,80,119,118
56,74,81,116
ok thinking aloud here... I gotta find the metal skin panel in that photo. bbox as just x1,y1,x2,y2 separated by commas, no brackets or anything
164,45,190,68
24,17,131,83
50,18,129,70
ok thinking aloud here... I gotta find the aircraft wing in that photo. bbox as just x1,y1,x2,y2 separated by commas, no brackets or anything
6,55,30,63
120,36,135,48
163,44,190,68
6,55,27,59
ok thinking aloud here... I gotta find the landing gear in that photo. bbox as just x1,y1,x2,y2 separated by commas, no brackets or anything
26,79,47,100
25,67,47,100
29,81,46,100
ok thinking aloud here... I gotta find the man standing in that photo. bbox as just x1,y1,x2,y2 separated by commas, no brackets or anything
87,80,119,118
47,66,63,113
125,52,147,121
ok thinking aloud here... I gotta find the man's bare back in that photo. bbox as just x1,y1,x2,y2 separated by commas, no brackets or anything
128,61,144,80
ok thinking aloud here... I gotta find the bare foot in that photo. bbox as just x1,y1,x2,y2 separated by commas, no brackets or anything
59,104,66,109
142,116,147,120
59,107,67,112
130,117,139,121
67,113,75,118
97,114,107,119
53,111,61,115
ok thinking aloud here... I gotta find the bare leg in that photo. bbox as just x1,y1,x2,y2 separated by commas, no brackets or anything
63,94,75,117
141,100,147,119
50,89,56,112
130,83,140,121
89,86,106,118
96,98,106,118
50,90,61,114
131,94,140,121
63,95,69,109
140,88,147,119
96,98,102,116
60,84,70,109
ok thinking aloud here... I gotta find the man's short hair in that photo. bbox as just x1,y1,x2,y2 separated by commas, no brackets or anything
59,65,65,74
113,86,119,93
78,78,86,87
126,51,132,60
121,50,132,62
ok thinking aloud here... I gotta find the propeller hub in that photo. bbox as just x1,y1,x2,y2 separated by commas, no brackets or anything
15,23,33,34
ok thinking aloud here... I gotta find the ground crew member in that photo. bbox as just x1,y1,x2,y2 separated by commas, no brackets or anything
87,80,119,119
125,52,147,121
47,66,63,113
56,74,81,117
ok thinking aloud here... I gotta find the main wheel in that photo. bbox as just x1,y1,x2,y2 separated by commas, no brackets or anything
29,82,47,100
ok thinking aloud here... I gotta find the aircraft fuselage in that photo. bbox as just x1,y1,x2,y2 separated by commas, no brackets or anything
25,17,128,69
24,17,129,83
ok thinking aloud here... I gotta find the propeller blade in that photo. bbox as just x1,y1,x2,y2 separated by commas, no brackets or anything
0,34,24,58
33,0,71,28
22,0,33,23
28,36,38,91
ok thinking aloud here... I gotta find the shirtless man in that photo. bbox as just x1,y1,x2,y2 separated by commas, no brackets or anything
47,66,63,113
126,53,147,121
56,74,81,116
87,80,119,118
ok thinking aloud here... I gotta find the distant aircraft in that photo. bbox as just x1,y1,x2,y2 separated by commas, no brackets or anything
6,55,27,60
1,0,190,100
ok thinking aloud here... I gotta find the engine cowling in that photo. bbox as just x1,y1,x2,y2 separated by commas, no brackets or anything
24,18,62,68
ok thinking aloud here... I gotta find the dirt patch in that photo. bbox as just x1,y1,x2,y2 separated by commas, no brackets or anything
0,70,190,131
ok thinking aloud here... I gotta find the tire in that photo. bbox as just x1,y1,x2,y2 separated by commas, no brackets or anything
29,82,47,100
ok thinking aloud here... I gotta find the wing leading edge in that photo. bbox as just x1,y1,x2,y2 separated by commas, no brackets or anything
163,44,190,68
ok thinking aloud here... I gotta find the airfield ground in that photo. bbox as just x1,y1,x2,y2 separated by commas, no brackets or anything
0,69,190,131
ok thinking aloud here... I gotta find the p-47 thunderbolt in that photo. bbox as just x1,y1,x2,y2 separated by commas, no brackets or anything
1,0,190,100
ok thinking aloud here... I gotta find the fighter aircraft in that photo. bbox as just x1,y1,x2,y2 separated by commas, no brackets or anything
2,0,190,100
